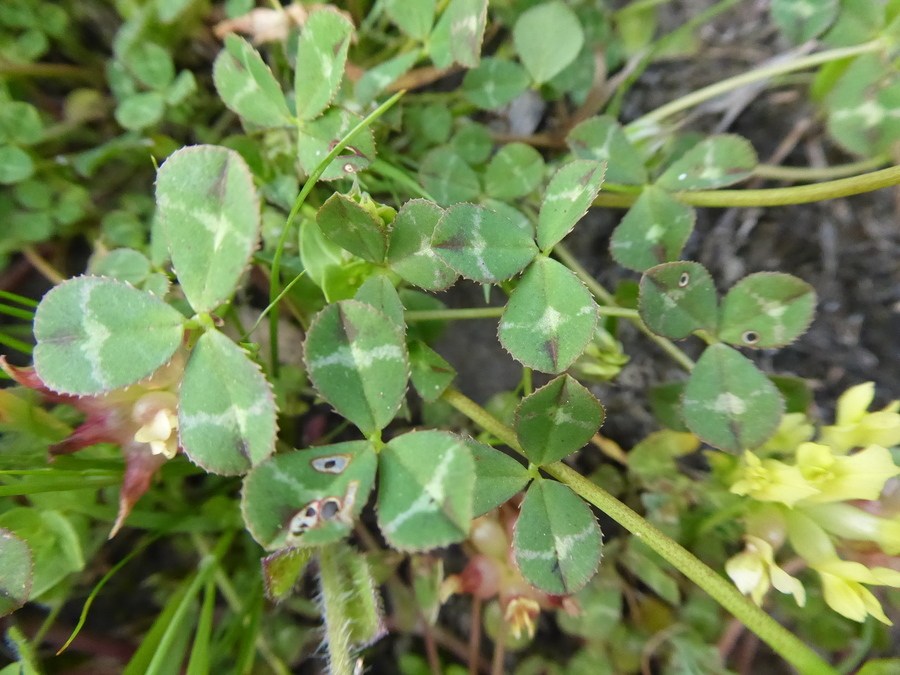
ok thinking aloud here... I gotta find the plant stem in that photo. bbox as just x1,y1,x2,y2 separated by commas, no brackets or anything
23,246,64,285
319,544,355,675
405,307,504,321
553,244,695,371
628,39,884,129
268,91,406,378
440,389,838,675
592,164,900,209
754,155,890,182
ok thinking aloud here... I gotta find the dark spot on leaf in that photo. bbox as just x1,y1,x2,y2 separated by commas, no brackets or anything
209,154,230,205
742,330,760,345
543,338,559,370
320,498,341,520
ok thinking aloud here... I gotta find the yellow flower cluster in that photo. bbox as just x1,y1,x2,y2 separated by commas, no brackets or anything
725,383,900,624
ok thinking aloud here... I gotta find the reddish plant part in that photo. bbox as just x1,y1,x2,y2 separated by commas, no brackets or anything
1,352,187,537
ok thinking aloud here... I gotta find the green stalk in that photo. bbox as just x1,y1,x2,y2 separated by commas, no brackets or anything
441,389,838,675
404,305,640,322
628,39,884,129
268,91,406,377
593,164,900,209
318,544,356,675
754,155,890,182
553,244,695,371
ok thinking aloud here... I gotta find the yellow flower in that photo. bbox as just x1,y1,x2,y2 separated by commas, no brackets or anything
819,383,900,453
804,503,900,555
132,391,180,460
814,560,900,625
726,535,806,607
758,413,814,455
730,451,819,506
794,442,900,504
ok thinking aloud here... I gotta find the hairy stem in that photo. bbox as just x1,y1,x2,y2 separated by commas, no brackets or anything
753,155,890,182
441,389,838,675
593,164,900,208
319,545,355,675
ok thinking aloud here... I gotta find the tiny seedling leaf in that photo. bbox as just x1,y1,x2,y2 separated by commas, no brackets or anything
377,430,475,551
295,11,354,121
566,116,648,185
304,300,409,435
718,272,816,349
513,1,584,85
384,0,436,39
432,203,538,283
682,343,785,453
213,35,291,127
463,58,530,110
418,147,480,206
515,375,604,465
33,276,184,395
179,329,277,475
316,193,388,263
156,145,260,314
610,186,695,272
261,548,314,602
408,341,456,401
537,160,605,252
484,143,544,201
513,479,602,595
467,439,529,517
772,0,839,44
656,135,757,191
297,109,376,180
639,261,718,339
0,528,32,617
242,442,377,550
387,199,458,291
499,257,597,373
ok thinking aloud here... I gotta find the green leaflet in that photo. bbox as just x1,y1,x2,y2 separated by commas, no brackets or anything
261,547,314,601
156,145,260,314
655,135,757,191
377,430,475,551
304,300,409,435
353,275,405,330
718,272,816,349
484,142,544,201
294,10,354,121
242,442,377,550
0,528,32,617
639,261,718,339
610,186,695,272
513,479,602,595
297,109,376,181
33,276,185,395
114,92,165,131
537,160,605,252
499,257,597,373
463,58,530,110
466,439,529,517
826,53,900,156
621,539,680,605
179,329,277,475
772,0,839,44
429,0,487,68
451,122,493,164
89,248,151,285
0,145,34,184
566,116,648,185
316,193,388,263
432,203,537,283
318,543,386,649
515,375,604,465
386,199,458,291
408,341,456,401
681,344,785,453
384,0,436,39
513,1,584,85
212,35,291,127
419,147,480,206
